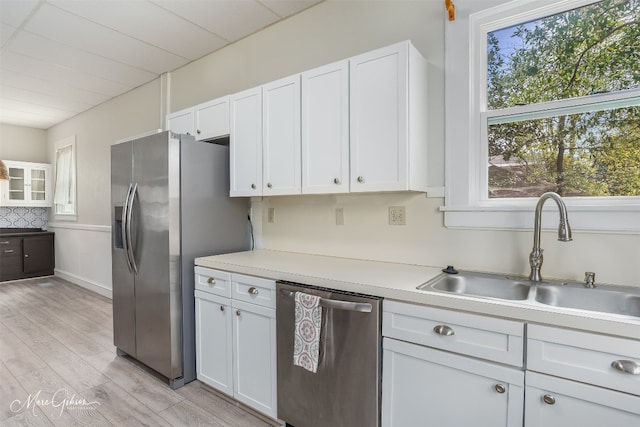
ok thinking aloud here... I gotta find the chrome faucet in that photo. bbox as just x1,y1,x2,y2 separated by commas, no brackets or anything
529,192,572,282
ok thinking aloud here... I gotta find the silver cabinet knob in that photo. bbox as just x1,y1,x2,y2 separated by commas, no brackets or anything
611,360,640,375
251,183,256,189
267,183,272,189
248,287,259,295
333,178,341,185
236,310,241,316
543,394,556,405
207,277,216,285
196,129,201,134
220,305,225,312
186,132,191,136
494,384,506,394
433,325,455,336
24,254,29,258
357,176,364,183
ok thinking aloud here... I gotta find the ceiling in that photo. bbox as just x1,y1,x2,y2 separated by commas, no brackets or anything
0,0,323,130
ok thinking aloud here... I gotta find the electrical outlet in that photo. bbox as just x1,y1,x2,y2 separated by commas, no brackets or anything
335,208,344,226
389,206,406,225
267,207,275,223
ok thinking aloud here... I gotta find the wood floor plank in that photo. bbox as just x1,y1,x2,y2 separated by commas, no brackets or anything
1,406,54,427
159,399,230,427
84,351,184,413
14,366,109,427
85,381,171,427
0,325,47,377
0,362,30,421
176,381,274,427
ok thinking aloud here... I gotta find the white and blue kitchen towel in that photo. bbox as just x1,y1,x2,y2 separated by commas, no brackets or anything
293,292,323,373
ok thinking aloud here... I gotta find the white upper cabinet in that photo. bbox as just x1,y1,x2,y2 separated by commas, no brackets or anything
301,60,350,194
166,96,230,141
166,107,195,136
262,75,301,195
349,40,428,192
1,161,52,207
195,97,230,140
230,87,263,197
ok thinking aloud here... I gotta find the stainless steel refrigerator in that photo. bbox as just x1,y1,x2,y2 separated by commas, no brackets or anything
111,131,249,389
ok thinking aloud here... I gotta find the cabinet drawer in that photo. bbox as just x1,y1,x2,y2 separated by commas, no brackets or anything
0,237,21,251
195,266,232,298
383,300,524,367
527,324,640,397
231,273,276,309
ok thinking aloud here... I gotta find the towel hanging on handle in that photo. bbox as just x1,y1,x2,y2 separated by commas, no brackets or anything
293,292,323,373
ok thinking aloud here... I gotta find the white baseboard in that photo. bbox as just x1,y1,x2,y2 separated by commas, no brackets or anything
55,269,112,299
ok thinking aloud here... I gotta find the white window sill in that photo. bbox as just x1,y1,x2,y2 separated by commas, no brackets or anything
441,202,640,234
54,214,77,222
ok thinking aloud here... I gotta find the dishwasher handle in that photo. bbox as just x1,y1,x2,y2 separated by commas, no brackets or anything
280,289,372,313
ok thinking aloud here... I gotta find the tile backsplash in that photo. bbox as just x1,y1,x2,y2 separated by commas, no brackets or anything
0,207,48,229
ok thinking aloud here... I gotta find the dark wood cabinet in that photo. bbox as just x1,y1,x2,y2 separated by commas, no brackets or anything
0,231,54,281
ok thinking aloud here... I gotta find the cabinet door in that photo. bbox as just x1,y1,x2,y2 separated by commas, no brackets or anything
195,291,234,396
350,42,408,192
23,234,54,274
232,299,277,419
382,338,523,427
525,372,640,427
262,75,301,195
166,107,195,136
301,60,349,194
1,162,52,207
230,87,262,197
195,97,229,141
0,237,22,281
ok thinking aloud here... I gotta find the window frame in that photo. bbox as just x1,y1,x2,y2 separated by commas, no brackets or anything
443,0,640,233
53,136,77,221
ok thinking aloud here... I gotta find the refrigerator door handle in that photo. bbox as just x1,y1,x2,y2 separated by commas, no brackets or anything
122,183,134,273
126,182,139,274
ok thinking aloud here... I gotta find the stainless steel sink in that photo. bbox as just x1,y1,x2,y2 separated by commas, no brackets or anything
535,283,640,317
417,270,640,318
417,272,531,301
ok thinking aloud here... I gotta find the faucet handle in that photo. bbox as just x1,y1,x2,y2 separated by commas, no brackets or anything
584,272,596,288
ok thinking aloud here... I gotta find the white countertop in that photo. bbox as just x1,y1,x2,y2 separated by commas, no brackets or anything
195,250,640,339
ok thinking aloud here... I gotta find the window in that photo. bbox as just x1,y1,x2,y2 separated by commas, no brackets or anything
54,137,76,219
485,0,640,199
443,0,640,232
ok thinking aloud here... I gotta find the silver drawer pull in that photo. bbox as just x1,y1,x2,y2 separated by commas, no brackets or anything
611,360,640,375
4,249,14,253
207,277,216,285
494,384,506,394
0,241,10,245
543,394,556,405
248,287,259,295
433,325,455,336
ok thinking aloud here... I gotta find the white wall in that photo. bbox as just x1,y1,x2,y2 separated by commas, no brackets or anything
45,79,161,295
0,123,48,163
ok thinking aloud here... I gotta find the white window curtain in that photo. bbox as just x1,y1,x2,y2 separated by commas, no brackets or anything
54,144,74,210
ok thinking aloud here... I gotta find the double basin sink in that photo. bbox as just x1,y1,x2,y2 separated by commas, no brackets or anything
417,271,640,318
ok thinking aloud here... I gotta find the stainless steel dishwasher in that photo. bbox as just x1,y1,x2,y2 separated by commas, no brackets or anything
276,280,382,427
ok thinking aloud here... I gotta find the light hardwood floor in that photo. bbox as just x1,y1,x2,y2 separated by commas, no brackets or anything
0,276,277,426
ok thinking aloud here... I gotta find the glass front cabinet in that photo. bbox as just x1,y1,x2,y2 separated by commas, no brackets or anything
1,161,52,207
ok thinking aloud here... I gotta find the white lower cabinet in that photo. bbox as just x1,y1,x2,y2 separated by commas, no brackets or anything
525,324,640,426
525,372,640,427
382,301,525,427
194,268,277,419
383,338,524,427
